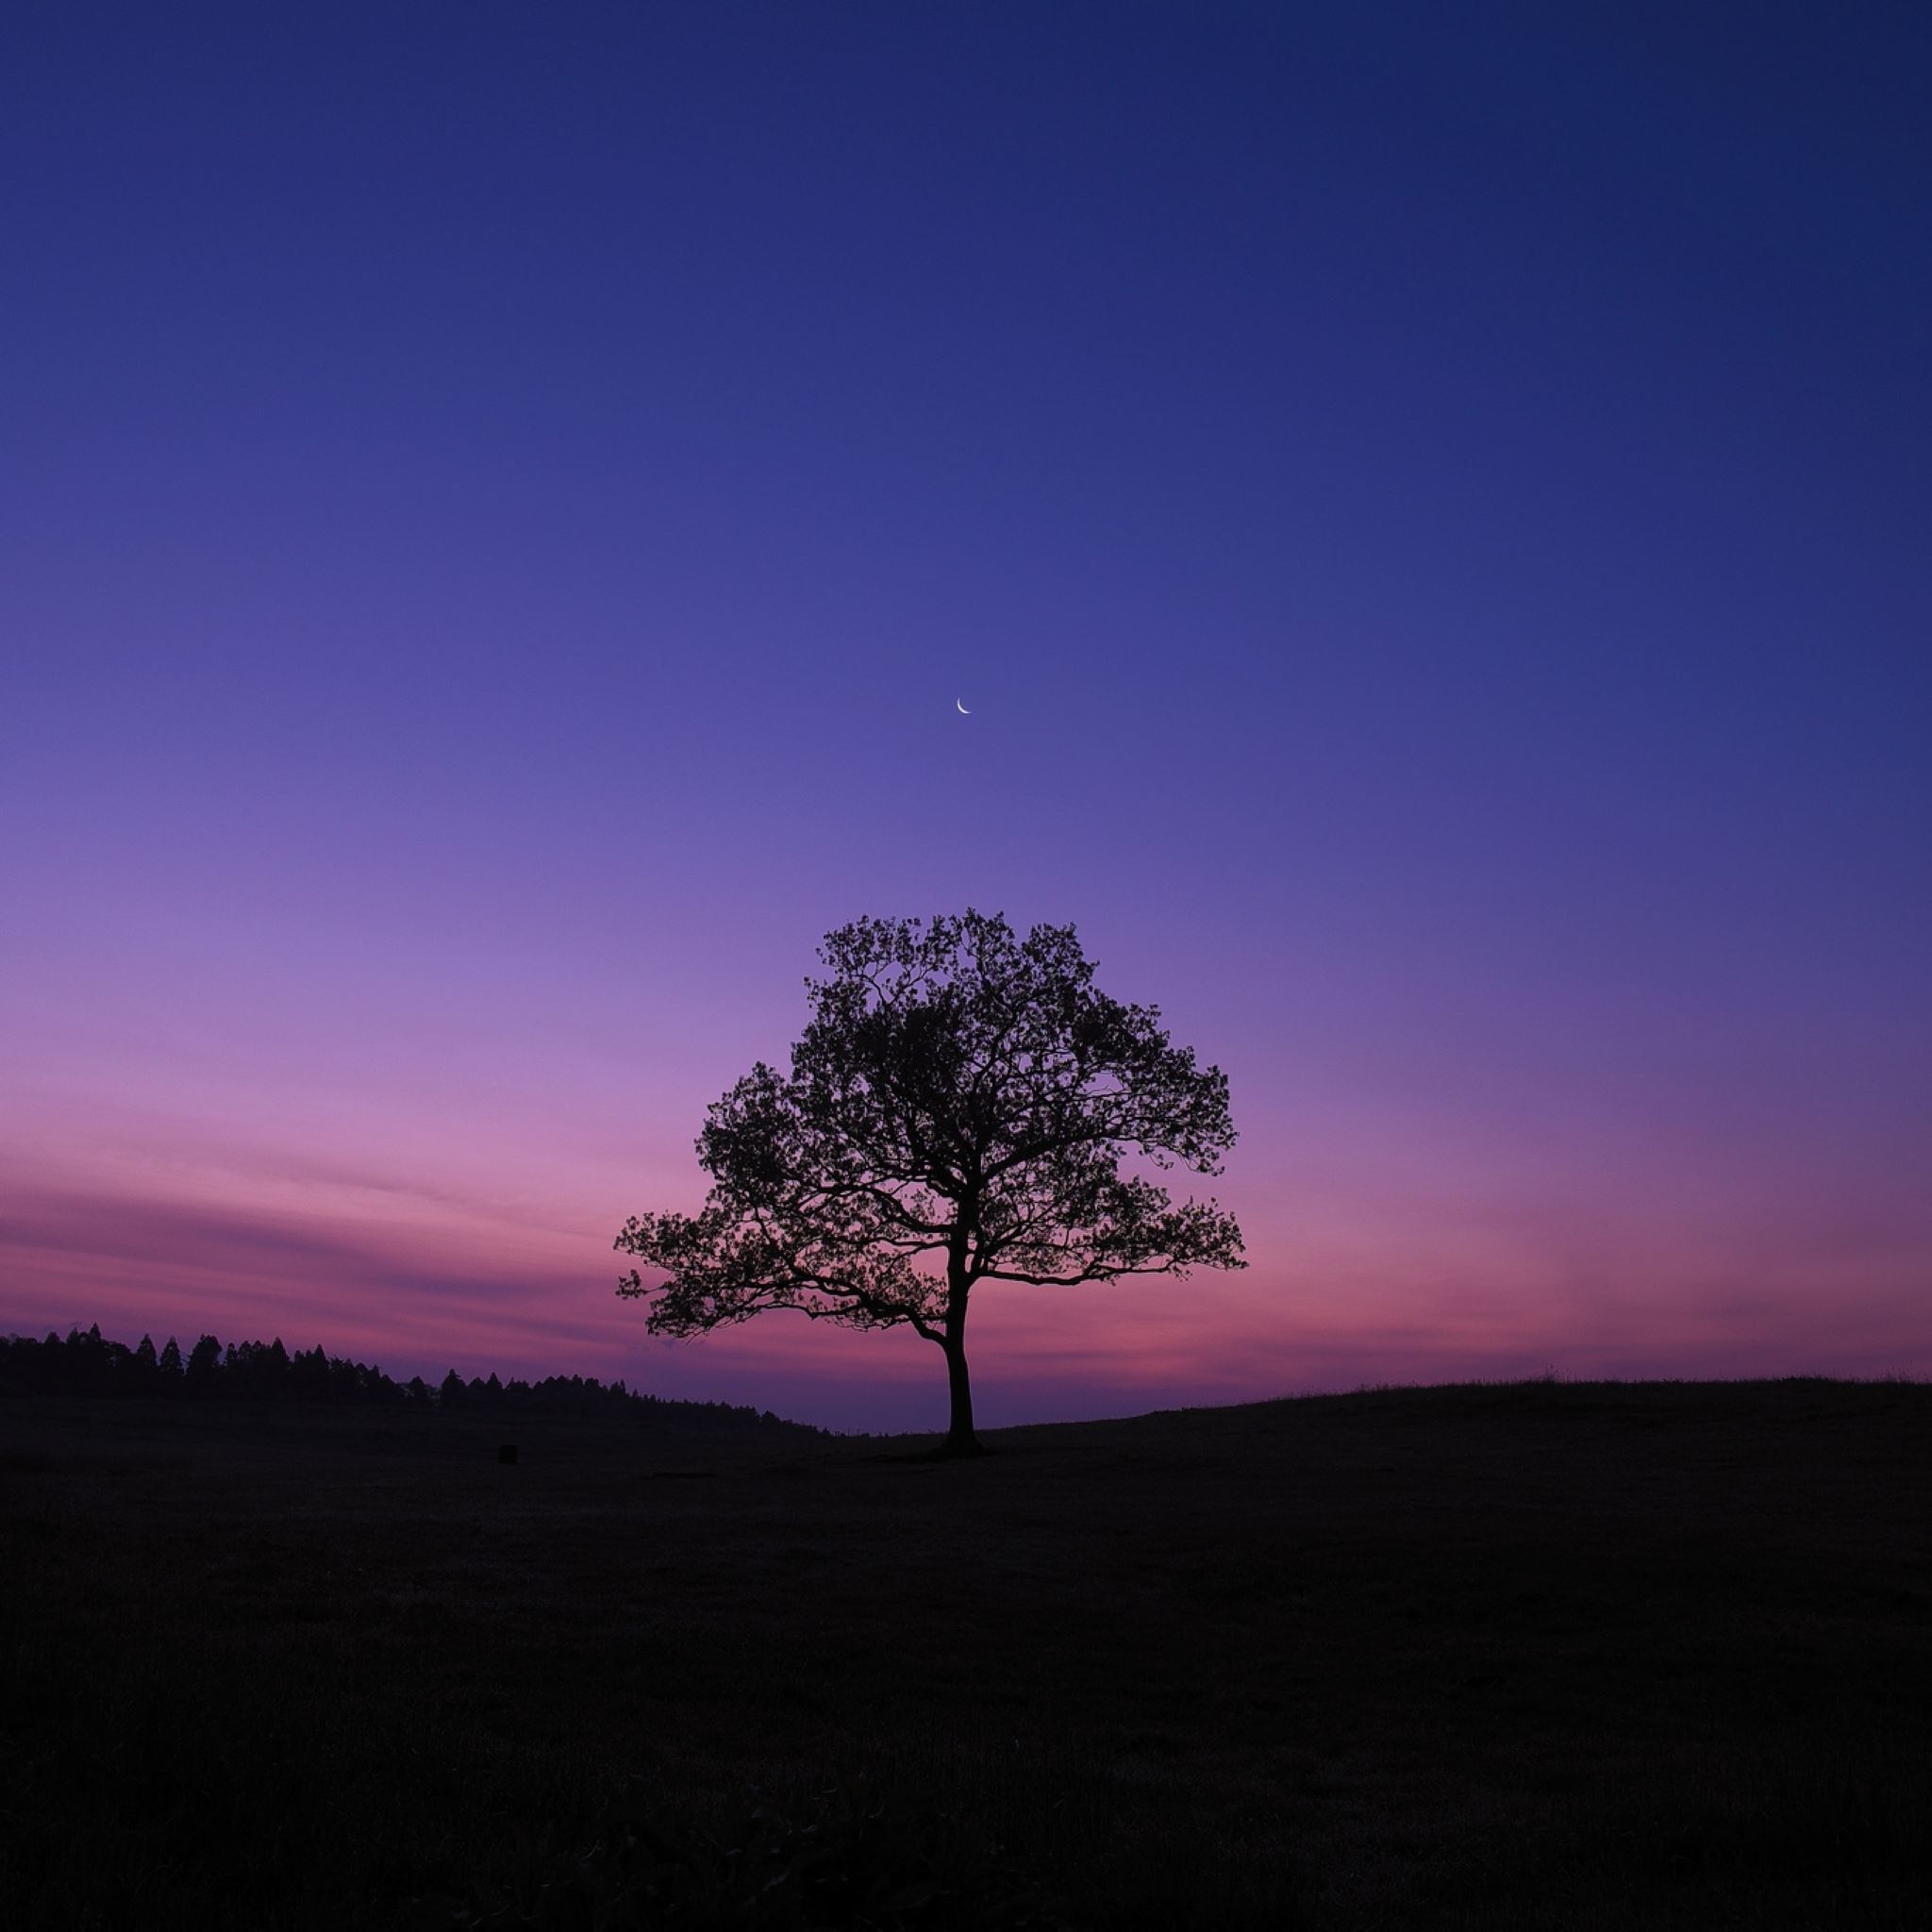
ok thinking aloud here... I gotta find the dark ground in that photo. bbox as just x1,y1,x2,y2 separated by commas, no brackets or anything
3,1377,1928,1928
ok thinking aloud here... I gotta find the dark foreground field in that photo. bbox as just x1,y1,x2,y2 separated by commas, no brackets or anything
4,1379,1929,1929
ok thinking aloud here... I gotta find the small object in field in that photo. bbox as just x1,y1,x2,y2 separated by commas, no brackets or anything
497,1443,518,1465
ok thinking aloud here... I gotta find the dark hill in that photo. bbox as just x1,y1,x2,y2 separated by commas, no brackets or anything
2,1376,1926,1928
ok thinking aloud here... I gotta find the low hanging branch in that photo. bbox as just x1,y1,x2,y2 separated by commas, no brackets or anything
617,909,1244,1454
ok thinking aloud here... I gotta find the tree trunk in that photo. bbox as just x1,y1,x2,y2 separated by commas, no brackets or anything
939,1291,983,1456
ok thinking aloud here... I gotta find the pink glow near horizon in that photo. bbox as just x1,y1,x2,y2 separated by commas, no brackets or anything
5,998,1924,1432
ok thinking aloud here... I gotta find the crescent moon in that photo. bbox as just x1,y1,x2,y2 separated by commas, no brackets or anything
956,698,971,715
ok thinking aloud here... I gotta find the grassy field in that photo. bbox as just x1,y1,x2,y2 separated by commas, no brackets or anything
3,1377,1928,1928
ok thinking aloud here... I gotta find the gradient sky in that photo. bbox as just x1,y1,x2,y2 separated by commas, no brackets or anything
4,3,1928,1430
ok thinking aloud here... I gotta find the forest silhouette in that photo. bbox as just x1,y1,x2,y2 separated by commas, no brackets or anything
0,1324,817,1434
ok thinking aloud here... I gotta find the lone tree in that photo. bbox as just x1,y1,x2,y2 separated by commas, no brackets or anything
616,910,1244,1455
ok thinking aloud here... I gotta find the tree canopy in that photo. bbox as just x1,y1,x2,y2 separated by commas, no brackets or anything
617,910,1244,1451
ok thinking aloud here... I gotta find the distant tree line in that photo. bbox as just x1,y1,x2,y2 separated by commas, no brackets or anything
0,1324,819,1433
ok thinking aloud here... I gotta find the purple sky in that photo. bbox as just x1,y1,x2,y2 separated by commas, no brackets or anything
4,5,1928,1430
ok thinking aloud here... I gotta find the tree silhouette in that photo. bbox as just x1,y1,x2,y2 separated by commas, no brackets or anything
616,910,1245,1454
291,1343,329,1401
187,1334,222,1386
